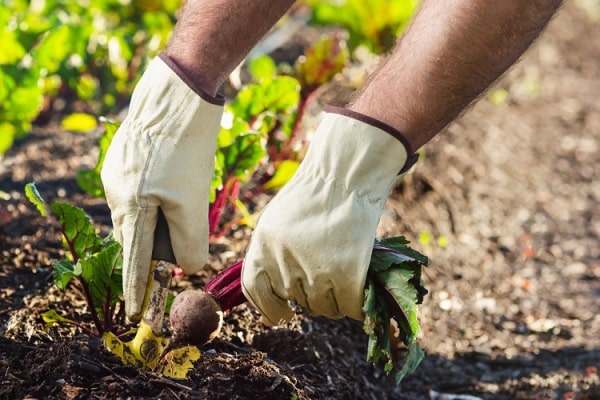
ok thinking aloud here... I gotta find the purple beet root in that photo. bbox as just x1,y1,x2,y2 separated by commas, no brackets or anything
169,289,223,347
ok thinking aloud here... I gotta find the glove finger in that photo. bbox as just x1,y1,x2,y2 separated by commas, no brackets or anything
164,204,208,275
120,207,158,321
298,282,343,320
241,264,294,326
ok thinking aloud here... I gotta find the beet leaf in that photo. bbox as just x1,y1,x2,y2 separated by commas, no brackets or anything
25,182,123,335
363,236,428,384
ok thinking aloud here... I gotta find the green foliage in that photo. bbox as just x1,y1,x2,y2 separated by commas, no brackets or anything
77,239,123,318
364,236,428,383
231,59,301,122
262,160,299,191
0,0,180,156
76,118,120,198
25,182,123,336
209,35,352,233
24,182,47,217
305,0,417,54
217,129,266,183
209,55,301,237
51,201,103,259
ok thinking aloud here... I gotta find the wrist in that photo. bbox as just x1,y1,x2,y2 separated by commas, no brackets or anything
159,52,225,103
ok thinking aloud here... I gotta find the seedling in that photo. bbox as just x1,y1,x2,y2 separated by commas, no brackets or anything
364,237,429,383
25,182,123,337
26,183,202,379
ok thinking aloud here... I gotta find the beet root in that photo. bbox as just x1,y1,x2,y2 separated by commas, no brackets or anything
169,289,223,347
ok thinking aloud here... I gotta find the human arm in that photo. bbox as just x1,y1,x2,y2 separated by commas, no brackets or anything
242,0,563,324
350,0,563,149
165,0,296,96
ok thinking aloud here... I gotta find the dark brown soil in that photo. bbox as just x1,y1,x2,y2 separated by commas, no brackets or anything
1,3,599,399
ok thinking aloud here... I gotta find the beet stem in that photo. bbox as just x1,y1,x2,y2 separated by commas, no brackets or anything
204,260,246,312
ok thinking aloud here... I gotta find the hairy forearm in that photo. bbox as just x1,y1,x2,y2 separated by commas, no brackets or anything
166,0,295,96
350,0,563,150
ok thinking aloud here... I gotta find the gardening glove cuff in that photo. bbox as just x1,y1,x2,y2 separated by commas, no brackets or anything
101,54,224,321
241,107,415,325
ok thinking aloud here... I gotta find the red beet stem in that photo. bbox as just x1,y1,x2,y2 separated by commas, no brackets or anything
204,260,246,312
206,238,418,313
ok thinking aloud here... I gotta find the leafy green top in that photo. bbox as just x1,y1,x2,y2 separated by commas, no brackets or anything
363,236,429,384
25,182,123,335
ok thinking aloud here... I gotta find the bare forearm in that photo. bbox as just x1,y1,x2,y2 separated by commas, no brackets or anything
166,0,295,96
350,0,563,150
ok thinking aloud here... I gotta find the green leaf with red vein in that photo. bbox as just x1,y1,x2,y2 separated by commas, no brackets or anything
50,202,102,260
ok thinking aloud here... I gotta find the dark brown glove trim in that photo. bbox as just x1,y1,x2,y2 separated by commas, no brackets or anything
159,52,225,106
324,105,418,174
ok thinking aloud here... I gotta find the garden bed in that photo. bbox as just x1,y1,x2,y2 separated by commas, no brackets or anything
1,3,599,399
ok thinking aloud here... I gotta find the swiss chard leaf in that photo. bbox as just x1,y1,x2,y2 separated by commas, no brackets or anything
376,267,420,339
220,132,266,180
215,115,266,184
373,236,429,267
295,35,349,91
247,55,277,81
229,75,300,122
262,159,299,191
396,341,425,385
306,0,416,54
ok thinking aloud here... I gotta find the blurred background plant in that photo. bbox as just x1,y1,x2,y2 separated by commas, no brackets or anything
305,0,416,54
1,0,178,153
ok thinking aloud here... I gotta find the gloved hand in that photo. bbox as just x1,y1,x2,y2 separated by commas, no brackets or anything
101,54,224,321
242,107,417,325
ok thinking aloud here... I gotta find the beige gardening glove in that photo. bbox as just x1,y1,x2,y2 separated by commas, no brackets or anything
242,108,417,325
101,54,224,321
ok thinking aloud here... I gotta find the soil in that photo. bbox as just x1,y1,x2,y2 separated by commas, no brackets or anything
1,3,599,399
